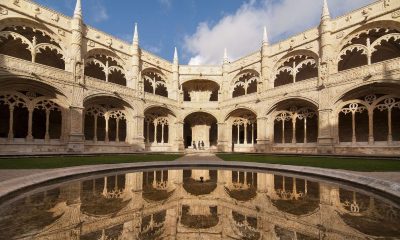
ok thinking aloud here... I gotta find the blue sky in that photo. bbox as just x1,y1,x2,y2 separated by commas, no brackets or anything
34,0,375,65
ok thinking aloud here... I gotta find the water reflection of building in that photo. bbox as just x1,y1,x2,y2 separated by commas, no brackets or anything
1,170,399,239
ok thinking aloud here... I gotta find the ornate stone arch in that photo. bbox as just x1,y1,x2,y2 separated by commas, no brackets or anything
231,69,260,98
265,96,319,116
84,48,127,86
337,21,400,71
0,17,67,52
142,68,168,97
273,50,319,88
0,18,66,69
224,106,258,122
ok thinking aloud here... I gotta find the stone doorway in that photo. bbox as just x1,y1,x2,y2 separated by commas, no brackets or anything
184,112,218,151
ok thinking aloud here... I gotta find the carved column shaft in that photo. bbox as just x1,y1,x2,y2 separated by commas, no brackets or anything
45,109,50,142
93,115,98,142
105,116,109,142
27,108,33,141
7,106,14,141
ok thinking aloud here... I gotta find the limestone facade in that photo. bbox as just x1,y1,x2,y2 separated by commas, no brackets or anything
0,0,400,155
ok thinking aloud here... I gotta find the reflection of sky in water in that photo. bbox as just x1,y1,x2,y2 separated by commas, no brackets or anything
0,169,399,239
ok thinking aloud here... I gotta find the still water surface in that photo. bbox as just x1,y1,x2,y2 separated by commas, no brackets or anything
0,168,399,239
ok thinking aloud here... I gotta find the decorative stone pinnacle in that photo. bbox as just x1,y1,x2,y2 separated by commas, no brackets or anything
73,0,82,19
263,26,269,45
173,47,178,63
133,23,139,44
223,48,228,63
322,0,330,20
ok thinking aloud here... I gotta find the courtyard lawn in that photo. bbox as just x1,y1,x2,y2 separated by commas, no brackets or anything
217,154,400,172
0,154,182,169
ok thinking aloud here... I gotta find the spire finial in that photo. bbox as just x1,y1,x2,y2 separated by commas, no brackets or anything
133,23,139,45
263,26,269,45
173,47,178,64
74,0,82,19
223,48,228,63
322,0,330,20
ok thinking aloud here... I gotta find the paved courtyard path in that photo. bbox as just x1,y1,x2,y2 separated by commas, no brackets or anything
0,153,399,185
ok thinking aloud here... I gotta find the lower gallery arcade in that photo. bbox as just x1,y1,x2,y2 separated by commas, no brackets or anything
0,79,399,155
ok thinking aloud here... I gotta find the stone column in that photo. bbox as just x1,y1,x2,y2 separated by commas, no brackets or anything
251,123,255,145
304,117,307,144
26,107,33,142
388,108,393,144
368,110,374,144
45,109,50,142
116,118,120,143
153,121,157,144
7,106,14,142
281,120,285,144
93,115,98,143
237,124,240,144
146,121,150,144
217,122,229,152
174,121,185,151
317,109,334,154
129,114,145,150
291,117,296,144
105,115,109,143
244,123,248,144
256,117,269,152
351,111,356,144
161,123,165,144
67,87,85,152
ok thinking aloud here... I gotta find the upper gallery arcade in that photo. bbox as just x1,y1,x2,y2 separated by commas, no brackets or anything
0,0,399,155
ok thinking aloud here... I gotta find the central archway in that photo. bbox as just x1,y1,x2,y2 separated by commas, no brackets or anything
183,112,218,150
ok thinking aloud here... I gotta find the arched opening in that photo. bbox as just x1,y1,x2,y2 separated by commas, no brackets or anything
84,96,129,144
0,25,65,69
338,48,368,71
226,108,257,152
0,81,67,144
336,84,400,145
274,55,318,87
85,52,126,86
144,107,175,150
182,80,220,102
32,99,62,141
232,71,259,98
338,27,400,71
142,70,168,97
271,100,318,144
183,112,218,150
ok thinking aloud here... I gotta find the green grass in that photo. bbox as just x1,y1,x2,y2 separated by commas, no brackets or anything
217,154,400,172
0,154,182,169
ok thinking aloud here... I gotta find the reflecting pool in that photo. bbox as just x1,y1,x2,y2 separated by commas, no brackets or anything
0,168,399,239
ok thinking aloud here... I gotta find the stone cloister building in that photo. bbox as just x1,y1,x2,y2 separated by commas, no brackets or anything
0,0,400,155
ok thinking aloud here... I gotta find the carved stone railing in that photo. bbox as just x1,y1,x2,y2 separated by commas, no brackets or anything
0,54,74,83
328,57,400,86
143,93,178,106
264,77,318,99
84,76,136,97
221,93,259,107
182,101,219,109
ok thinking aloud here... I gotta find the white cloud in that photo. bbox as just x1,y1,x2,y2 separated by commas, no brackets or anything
159,0,172,8
184,0,375,65
91,1,109,23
